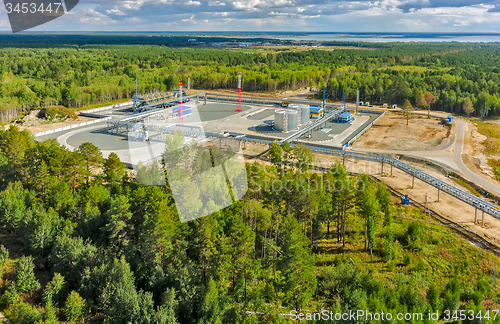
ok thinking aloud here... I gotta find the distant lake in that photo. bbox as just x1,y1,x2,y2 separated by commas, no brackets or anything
275,34,500,43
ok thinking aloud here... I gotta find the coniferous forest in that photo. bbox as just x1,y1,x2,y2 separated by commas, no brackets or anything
2,35,500,123
0,126,499,323
1,35,500,323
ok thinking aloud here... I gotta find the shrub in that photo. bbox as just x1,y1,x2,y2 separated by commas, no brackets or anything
404,222,423,250
426,283,440,311
414,260,427,272
403,253,413,266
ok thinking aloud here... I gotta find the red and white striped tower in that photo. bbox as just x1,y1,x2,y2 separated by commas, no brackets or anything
236,71,242,112
178,79,184,125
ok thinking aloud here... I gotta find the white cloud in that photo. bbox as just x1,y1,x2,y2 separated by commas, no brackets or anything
208,1,227,6
2,0,500,33
127,17,144,23
106,8,126,15
76,8,117,24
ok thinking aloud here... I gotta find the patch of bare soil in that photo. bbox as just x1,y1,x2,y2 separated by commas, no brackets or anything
8,109,91,135
462,120,500,187
239,144,500,250
310,152,500,249
353,111,451,151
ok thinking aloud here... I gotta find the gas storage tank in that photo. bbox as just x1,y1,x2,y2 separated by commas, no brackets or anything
298,104,310,125
274,109,298,132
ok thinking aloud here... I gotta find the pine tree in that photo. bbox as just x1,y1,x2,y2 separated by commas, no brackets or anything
376,182,394,260
463,97,475,118
33,160,50,198
102,195,134,255
0,245,9,279
279,217,316,313
357,176,380,261
104,152,126,184
77,142,103,184
14,255,41,294
43,273,65,306
65,291,85,323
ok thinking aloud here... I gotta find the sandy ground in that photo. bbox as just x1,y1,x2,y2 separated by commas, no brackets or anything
462,119,500,187
353,110,452,150
14,116,92,134
2,107,93,135
240,141,500,249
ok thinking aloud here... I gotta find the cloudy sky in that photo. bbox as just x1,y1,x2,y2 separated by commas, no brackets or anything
1,0,500,32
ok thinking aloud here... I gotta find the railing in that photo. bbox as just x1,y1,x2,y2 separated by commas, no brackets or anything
308,149,500,220
79,101,132,114
344,110,386,148
205,92,340,109
34,116,112,137
279,109,342,143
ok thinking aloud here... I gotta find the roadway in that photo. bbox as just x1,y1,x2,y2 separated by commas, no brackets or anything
350,115,500,197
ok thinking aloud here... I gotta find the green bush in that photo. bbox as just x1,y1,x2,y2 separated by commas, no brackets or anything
414,260,428,272
404,222,423,250
45,106,77,120
403,253,413,266
426,283,440,311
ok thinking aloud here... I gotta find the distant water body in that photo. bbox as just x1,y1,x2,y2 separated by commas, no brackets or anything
276,34,500,43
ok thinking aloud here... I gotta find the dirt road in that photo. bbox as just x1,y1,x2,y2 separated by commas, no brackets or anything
352,111,500,197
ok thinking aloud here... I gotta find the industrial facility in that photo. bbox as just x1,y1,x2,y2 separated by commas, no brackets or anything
274,109,298,132
36,75,385,168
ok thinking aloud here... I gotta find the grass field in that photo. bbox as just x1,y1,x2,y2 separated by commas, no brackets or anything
310,201,500,312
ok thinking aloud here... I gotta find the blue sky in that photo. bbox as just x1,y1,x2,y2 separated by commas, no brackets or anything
1,0,500,32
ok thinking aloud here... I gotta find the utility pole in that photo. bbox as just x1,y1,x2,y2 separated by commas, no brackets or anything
356,90,360,114
323,86,326,113
424,193,430,221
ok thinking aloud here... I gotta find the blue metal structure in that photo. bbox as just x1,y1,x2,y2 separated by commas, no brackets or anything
338,112,354,123
323,86,326,111
343,88,346,110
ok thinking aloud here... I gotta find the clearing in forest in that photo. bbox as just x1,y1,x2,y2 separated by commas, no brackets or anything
353,110,452,151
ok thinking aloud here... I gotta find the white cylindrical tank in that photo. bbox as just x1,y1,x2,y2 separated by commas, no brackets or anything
274,109,298,132
298,104,310,125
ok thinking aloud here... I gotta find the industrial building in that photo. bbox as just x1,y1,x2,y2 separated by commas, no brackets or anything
274,109,298,132
338,112,354,123
310,106,324,118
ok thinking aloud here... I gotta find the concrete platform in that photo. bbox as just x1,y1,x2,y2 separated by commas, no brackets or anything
37,100,381,166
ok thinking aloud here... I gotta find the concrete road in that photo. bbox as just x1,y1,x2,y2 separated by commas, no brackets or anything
351,115,500,197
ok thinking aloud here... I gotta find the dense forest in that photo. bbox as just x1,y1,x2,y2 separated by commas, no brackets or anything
0,126,499,323
1,35,500,123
